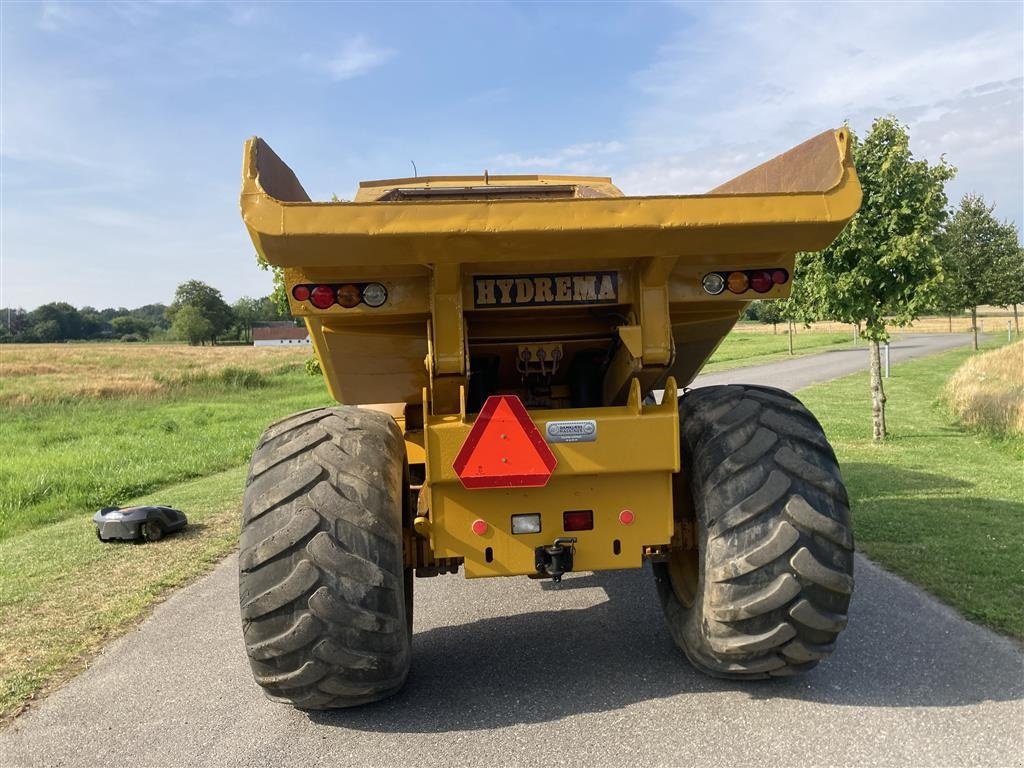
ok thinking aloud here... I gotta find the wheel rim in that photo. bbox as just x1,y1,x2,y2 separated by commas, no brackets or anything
143,521,162,541
667,546,699,608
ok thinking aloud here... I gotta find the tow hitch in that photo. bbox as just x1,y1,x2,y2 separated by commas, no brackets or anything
534,537,577,582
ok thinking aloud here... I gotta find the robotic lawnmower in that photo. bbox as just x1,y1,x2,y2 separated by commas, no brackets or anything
94,505,188,542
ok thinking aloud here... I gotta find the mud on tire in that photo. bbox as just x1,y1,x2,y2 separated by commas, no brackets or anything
239,406,412,708
654,385,854,678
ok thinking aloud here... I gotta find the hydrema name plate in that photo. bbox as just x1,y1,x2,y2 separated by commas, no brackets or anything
545,420,597,443
473,272,618,308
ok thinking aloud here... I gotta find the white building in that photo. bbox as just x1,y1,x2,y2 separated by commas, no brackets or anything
253,324,311,347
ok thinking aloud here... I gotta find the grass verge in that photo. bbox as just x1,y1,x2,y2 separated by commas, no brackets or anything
0,371,328,539
2,336,1018,723
702,330,856,373
0,466,246,724
799,342,1023,638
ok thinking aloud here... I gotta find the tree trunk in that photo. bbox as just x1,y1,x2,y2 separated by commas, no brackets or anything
1013,304,1019,335
869,339,887,441
948,315,952,333
772,322,777,335
788,320,795,355
970,306,978,350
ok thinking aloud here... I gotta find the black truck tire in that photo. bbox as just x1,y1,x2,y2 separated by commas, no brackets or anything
655,385,854,678
238,406,412,709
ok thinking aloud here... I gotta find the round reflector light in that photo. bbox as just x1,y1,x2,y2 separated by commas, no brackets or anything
772,269,789,285
618,509,635,526
749,270,773,293
362,282,388,307
471,519,488,536
726,271,749,294
337,284,362,308
309,285,335,309
702,273,726,296
292,285,311,302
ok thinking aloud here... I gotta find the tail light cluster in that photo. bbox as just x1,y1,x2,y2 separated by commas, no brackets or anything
503,509,634,535
292,282,388,309
702,269,789,296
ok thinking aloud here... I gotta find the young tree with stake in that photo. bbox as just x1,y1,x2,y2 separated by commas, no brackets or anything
936,195,1020,349
800,117,954,441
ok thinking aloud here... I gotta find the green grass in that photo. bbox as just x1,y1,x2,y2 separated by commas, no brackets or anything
0,369,329,539
0,466,246,723
703,330,856,373
799,341,1023,638
2,334,1019,723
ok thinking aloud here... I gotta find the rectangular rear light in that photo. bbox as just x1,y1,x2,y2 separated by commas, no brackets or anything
563,510,594,531
511,514,542,534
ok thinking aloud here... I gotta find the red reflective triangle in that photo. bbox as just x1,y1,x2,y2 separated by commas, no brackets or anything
453,395,557,489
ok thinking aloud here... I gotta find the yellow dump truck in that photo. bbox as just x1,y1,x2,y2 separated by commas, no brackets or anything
238,129,860,708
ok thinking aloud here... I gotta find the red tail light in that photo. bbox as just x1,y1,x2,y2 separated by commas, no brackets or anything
292,285,311,302
749,270,773,293
309,285,335,309
563,510,593,531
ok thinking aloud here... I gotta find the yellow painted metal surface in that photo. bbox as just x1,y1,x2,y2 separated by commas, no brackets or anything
237,128,862,579
239,128,860,404
241,130,859,269
423,381,679,577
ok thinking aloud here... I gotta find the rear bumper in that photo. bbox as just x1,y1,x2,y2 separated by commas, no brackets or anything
95,519,142,541
423,381,680,578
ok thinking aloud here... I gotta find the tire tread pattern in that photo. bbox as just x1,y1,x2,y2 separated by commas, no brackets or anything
655,385,854,679
239,406,410,709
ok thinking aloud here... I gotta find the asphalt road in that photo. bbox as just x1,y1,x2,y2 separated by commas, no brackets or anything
691,331,976,390
4,332,1021,768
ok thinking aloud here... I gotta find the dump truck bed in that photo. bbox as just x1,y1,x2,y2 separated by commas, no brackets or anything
241,129,859,268
240,129,860,407
243,133,860,274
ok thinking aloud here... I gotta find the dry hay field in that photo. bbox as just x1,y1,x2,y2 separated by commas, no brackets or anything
943,340,1024,438
0,343,312,406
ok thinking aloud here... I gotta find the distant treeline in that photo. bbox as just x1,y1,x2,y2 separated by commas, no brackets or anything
1,282,288,344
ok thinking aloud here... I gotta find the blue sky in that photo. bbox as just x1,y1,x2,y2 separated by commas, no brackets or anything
2,1,1022,310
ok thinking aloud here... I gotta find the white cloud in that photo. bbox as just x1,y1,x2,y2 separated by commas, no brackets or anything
490,141,626,172
37,1,78,32
615,2,1023,224
312,36,396,81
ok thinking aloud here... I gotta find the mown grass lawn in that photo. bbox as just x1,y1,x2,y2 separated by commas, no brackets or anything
703,330,856,372
0,369,329,539
0,466,246,723
1,335,1019,723
799,342,1023,638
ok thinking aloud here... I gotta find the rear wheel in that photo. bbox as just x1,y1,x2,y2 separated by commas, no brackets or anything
655,385,854,678
140,520,164,542
239,406,412,708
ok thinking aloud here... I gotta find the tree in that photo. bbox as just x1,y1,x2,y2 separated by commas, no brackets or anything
29,302,85,342
232,297,262,342
130,303,171,331
111,315,152,340
935,195,1020,349
256,255,290,317
990,239,1024,336
166,280,234,344
171,305,213,345
800,117,955,441
0,307,31,341
754,300,784,334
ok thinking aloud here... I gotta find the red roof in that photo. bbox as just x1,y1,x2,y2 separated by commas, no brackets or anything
253,326,309,341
